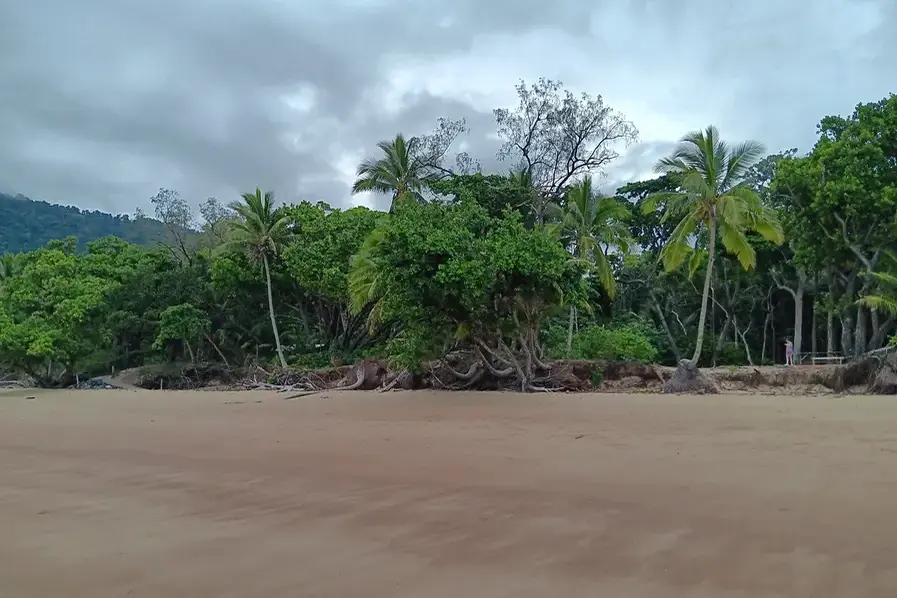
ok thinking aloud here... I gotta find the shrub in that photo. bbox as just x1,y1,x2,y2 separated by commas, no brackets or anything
716,341,750,366
571,324,658,362
540,324,568,357
384,331,443,373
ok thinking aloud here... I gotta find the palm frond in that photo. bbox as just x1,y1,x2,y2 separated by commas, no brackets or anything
721,140,766,189
869,271,897,287
859,295,897,316
688,248,706,280
718,219,756,269
591,249,616,299
641,191,686,215
224,188,283,263
660,211,699,271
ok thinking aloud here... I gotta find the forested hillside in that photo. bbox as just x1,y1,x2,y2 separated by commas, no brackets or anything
0,192,168,252
1,80,895,389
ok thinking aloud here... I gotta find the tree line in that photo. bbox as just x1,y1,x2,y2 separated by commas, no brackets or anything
1,80,895,388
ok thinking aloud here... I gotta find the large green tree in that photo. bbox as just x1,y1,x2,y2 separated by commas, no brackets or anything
430,172,534,224
774,95,897,356
281,202,386,353
0,240,117,383
347,198,586,389
225,189,289,368
645,126,784,363
153,303,213,364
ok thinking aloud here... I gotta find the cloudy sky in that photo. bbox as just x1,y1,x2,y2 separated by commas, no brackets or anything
1,0,894,215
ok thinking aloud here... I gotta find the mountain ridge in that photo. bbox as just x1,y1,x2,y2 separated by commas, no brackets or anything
0,191,169,253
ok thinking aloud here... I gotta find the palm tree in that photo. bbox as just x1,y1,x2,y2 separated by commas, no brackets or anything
549,176,631,354
226,188,289,368
644,126,784,363
352,134,431,212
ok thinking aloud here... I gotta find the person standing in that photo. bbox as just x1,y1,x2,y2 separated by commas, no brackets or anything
784,339,794,366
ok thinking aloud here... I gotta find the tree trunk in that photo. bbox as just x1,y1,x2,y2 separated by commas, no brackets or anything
868,304,881,349
205,333,230,368
854,306,868,357
735,319,754,366
651,296,681,362
761,292,772,364
185,339,195,364
691,212,716,364
826,268,836,355
712,315,732,366
840,314,853,357
869,315,897,350
565,305,575,357
263,254,288,369
793,283,804,364
827,311,835,355
811,272,818,358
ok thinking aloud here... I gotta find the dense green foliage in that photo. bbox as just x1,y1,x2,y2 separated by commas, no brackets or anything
543,323,659,363
2,83,896,387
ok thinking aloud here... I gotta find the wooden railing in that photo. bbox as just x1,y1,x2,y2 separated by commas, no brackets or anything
804,352,845,365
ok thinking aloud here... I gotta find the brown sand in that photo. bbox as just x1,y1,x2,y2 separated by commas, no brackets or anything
2,389,897,597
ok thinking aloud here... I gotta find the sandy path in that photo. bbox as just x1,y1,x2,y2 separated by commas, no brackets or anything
2,389,897,597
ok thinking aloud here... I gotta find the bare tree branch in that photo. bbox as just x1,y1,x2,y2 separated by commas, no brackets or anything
494,78,638,202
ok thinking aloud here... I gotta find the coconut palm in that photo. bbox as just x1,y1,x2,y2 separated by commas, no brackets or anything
352,134,431,212
644,126,784,363
549,176,631,354
226,188,289,368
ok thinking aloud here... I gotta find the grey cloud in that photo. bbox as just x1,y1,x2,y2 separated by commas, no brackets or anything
1,0,894,216
602,141,677,194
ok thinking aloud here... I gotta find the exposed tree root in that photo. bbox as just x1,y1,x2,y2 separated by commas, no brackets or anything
336,374,365,392
131,350,897,396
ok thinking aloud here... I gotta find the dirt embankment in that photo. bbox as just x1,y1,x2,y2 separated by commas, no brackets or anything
113,351,897,396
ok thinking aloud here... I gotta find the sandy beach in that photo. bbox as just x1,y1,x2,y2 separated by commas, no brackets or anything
2,388,896,597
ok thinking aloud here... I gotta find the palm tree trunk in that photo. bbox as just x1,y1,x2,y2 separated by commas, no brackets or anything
691,213,716,364
565,306,575,356
263,254,288,369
